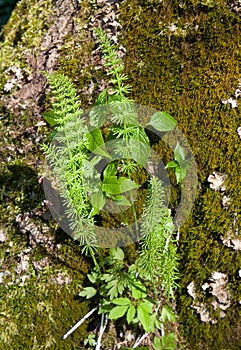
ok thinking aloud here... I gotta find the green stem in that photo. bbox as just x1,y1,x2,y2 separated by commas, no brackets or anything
88,246,101,273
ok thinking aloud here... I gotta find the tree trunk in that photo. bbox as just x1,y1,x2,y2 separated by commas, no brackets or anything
1,0,241,349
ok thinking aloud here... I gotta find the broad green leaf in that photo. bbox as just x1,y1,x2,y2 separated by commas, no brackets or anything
110,247,124,261
43,110,59,126
112,298,131,306
138,301,154,332
104,281,119,300
86,127,111,159
84,334,97,346
109,305,129,320
153,336,162,350
102,176,120,195
150,313,158,331
165,160,178,169
148,111,176,132
174,142,185,163
79,287,96,299
139,300,154,314
127,304,136,324
119,177,139,193
161,305,176,323
174,166,186,184
137,304,151,332
103,162,117,178
152,314,162,329
130,127,150,165
89,206,100,218
90,192,105,210
131,280,147,299
112,195,131,206
130,141,149,165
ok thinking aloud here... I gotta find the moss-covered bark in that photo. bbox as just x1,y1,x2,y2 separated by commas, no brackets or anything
118,1,241,349
1,0,241,349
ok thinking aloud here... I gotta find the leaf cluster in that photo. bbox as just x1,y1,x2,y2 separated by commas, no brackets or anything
94,28,131,100
137,177,179,299
42,29,182,349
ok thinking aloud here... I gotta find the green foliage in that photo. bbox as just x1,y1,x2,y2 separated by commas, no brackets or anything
43,78,96,244
148,111,177,132
166,143,191,184
43,72,83,126
84,333,97,347
119,1,241,349
153,334,176,350
94,28,131,100
137,177,179,299
43,28,180,349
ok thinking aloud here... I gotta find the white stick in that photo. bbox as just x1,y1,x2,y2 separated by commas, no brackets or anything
62,306,98,340
133,333,149,348
95,313,108,350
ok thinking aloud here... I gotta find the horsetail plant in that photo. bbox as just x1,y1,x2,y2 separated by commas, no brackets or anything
43,28,181,349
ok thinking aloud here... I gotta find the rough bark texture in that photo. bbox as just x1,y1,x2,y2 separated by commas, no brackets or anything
1,0,241,349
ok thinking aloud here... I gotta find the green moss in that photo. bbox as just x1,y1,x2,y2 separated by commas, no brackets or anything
119,0,241,348
0,271,89,349
0,0,54,89
1,0,241,347
55,0,107,108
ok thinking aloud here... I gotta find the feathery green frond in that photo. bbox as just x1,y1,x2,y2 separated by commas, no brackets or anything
43,74,98,246
95,28,132,101
137,177,179,299
43,72,83,126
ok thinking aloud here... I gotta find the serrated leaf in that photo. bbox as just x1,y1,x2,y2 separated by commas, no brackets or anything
109,305,129,320
112,195,131,206
127,304,136,324
90,192,106,210
110,247,124,261
131,280,147,299
139,300,154,314
130,127,150,165
119,177,139,193
137,304,151,332
161,305,176,323
112,298,131,306
86,127,111,159
79,287,97,299
148,111,176,132
87,271,98,283
102,176,120,195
